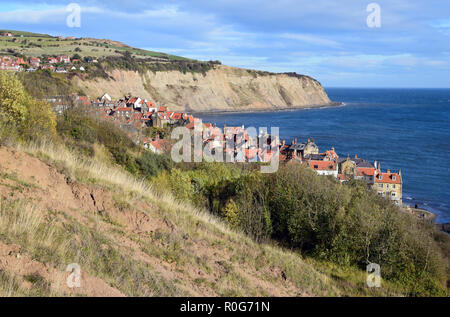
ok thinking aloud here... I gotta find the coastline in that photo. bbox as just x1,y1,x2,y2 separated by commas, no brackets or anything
191,94,449,232
190,101,344,116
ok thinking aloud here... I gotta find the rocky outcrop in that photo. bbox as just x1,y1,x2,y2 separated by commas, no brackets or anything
75,65,331,112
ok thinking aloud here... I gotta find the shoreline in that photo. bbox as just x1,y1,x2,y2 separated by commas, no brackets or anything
402,205,450,234
190,101,344,116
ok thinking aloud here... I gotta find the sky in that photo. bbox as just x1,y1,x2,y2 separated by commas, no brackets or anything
0,0,449,88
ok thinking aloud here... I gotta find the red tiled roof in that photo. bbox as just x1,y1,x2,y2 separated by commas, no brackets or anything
158,112,169,120
151,141,162,150
374,171,401,184
116,107,132,112
308,160,337,171
356,167,376,177
158,106,167,112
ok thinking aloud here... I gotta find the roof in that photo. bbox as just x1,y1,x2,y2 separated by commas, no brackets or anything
307,153,325,160
374,171,401,184
115,107,132,112
356,167,376,177
158,112,169,120
290,143,306,151
151,141,161,150
308,160,337,171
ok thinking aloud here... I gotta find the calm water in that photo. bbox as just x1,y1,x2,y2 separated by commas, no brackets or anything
198,88,450,223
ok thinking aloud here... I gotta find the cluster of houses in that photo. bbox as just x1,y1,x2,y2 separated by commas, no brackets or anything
0,56,27,71
0,54,88,73
45,92,403,206
200,128,403,206
278,139,403,205
47,93,205,154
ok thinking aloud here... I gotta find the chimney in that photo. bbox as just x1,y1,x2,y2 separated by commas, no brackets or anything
374,160,377,169
294,138,297,144
387,169,390,173
354,154,357,159
282,139,286,146
292,139,296,145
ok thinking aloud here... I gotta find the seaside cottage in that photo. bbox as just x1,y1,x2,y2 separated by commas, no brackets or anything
373,169,403,205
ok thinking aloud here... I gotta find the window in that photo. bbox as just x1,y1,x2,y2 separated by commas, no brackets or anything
378,184,383,188
392,176,396,181
314,165,318,169
392,185,396,189
391,192,396,197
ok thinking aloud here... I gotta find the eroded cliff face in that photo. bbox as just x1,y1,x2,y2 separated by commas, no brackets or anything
75,65,331,112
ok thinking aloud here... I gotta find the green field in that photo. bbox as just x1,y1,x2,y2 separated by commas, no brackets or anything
0,30,190,61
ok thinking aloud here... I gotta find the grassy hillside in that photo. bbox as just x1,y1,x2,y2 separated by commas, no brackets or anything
0,30,189,61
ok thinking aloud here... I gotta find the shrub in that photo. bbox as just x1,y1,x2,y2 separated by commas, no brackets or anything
163,160,449,295
57,108,137,172
136,151,173,178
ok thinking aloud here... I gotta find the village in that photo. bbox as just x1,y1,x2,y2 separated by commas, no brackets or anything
0,52,91,73
42,91,404,207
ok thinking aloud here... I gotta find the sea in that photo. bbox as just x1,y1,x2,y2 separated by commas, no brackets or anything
198,88,450,223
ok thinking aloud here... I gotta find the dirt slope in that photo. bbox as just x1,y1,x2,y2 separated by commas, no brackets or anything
0,146,339,297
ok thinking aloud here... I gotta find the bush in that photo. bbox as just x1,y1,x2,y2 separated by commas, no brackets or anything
266,164,448,295
162,161,449,295
136,151,173,178
57,108,137,172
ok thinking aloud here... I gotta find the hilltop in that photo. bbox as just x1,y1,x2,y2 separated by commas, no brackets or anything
0,29,189,61
1,30,331,112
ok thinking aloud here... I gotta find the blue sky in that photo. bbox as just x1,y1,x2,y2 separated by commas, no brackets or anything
0,0,449,88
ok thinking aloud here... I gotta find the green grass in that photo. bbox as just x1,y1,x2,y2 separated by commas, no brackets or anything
0,30,188,61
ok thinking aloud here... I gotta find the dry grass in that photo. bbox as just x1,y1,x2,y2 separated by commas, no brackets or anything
7,141,405,296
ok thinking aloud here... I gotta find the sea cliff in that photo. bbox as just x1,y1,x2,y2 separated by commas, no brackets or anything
75,65,331,112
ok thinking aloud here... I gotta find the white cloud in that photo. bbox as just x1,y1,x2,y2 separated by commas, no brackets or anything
281,33,341,48
0,5,104,23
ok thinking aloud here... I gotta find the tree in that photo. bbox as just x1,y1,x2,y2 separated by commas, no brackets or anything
0,72,28,123
0,72,56,142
